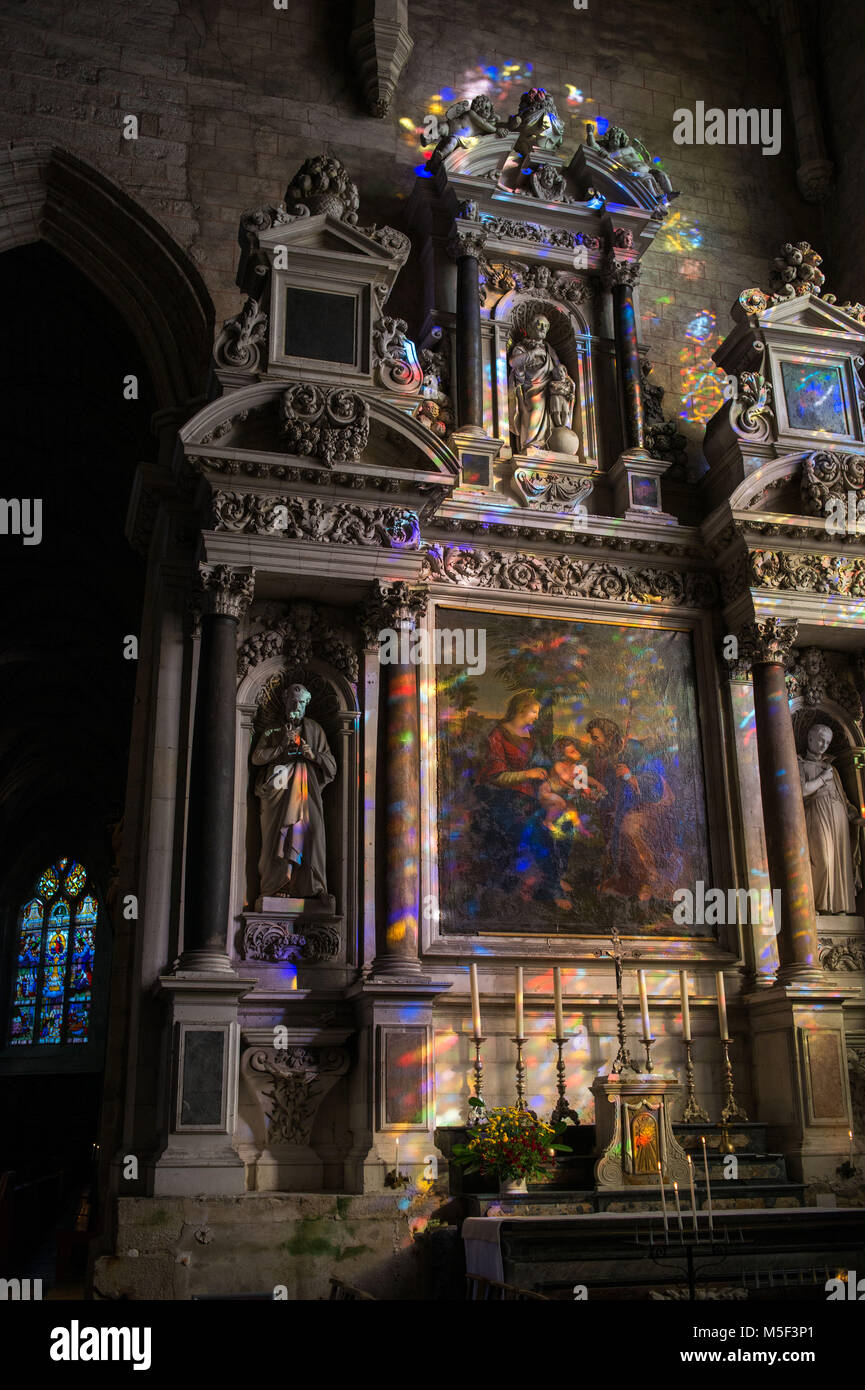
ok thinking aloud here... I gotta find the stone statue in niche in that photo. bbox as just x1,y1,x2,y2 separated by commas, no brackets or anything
508,313,577,454
799,723,864,914
585,124,679,204
252,683,336,900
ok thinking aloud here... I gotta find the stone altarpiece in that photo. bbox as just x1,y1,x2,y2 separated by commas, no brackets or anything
100,98,865,1292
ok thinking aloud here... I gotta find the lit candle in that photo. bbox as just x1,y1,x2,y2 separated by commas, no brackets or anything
679,970,691,1042
553,966,564,1038
673,1180,684,1237
515,966,524,1037
701,1135,714,1236
637,970,651,1037
470,962,482,1040
686,1154,699,1239
715,971,729,1040
657,1162,669,1238
849,1129,854,1164
395,1137,399,1177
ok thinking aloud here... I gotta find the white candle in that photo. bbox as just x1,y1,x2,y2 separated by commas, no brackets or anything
637,970,651,1037
715,971,729,1040
849,1129,854,1164
687,1154,699,1239
553,966,564,1038
470,962,482,1039
679,970,691,1042
701,1135,714,1236
673,1180,684,1236
395,1137,399,1177
515,966,524,1037
657,1162,669,1238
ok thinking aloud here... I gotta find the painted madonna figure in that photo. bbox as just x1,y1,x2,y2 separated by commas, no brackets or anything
507,314,576,454
252,682,336,899
799,723,863,914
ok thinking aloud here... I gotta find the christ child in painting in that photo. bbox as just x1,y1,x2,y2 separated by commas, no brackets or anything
539,736,607,827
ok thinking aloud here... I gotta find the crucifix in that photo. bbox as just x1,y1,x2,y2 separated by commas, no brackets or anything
594,924,642,1074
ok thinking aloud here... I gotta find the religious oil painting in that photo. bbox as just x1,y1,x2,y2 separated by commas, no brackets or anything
433,610,712,936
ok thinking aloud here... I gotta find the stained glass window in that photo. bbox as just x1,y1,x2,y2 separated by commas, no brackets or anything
7,860,98,1046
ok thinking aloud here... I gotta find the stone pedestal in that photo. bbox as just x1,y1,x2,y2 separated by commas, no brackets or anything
344,976,451,1192
240,1027,352,1192
608,450,676,522
149,972,255,1196
747,984,858,1182
591,1072,689,1188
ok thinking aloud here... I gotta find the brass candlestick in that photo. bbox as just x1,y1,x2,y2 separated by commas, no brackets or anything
639,1035,656,1073
550,1036,580,1126
511,1036,527,1110
467,1035,486,1125
681,1039,710,1123
720,1037,748,1123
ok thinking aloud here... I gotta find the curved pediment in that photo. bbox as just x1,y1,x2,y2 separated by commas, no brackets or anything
179,379,458,516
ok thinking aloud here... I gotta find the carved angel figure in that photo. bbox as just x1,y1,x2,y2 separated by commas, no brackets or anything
507,87,565,155
585,124,678,203
799,723,864,914
507,314,576,452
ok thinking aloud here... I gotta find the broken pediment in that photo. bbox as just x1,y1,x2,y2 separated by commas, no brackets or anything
179,380,458,521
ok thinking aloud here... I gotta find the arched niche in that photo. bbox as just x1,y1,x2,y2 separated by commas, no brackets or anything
0,144,213,411
234,651,360,966
791,697,865,919
490,289,597,465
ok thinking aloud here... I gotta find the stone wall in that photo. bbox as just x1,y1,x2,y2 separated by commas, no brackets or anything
0,0,823,466
93,1190,462,1300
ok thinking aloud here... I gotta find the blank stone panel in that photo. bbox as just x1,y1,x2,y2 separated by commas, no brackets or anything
283,287,357,364
181,1029,225,1126
383,1027,426,1127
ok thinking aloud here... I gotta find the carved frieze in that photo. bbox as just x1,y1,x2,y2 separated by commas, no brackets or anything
819,937,865,972
480,216,594,252
198,563,255,620
750,550,865,597
419,544,717,606
280,384,370,465
242,917,342,962
213,492,422,551
479,260,592,310
801,451,865,514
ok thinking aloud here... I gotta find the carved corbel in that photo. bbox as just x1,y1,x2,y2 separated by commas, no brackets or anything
349,0,413,119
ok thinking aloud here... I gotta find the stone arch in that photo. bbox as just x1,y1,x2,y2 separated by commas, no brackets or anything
0,143,214,410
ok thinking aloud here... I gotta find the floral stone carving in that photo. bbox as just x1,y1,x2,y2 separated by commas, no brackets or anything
280,384,370,465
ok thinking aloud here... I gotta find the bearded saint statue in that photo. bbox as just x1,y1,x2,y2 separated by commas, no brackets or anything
251,682,336,899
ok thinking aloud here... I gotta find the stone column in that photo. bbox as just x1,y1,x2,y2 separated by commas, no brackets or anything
181,563,255,971
605,256,645,452
774,0,834,203
149,563,256,1196
361,579,428,976
740,618,820,984
448,221,487,431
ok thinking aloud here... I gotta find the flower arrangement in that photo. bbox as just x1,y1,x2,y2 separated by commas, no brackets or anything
451,1101,570,1183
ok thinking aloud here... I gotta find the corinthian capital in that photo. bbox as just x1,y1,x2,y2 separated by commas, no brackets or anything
447,224,489,262
358,579,428,646
198,563,256,619
601,252,641,291
738,617,799,667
